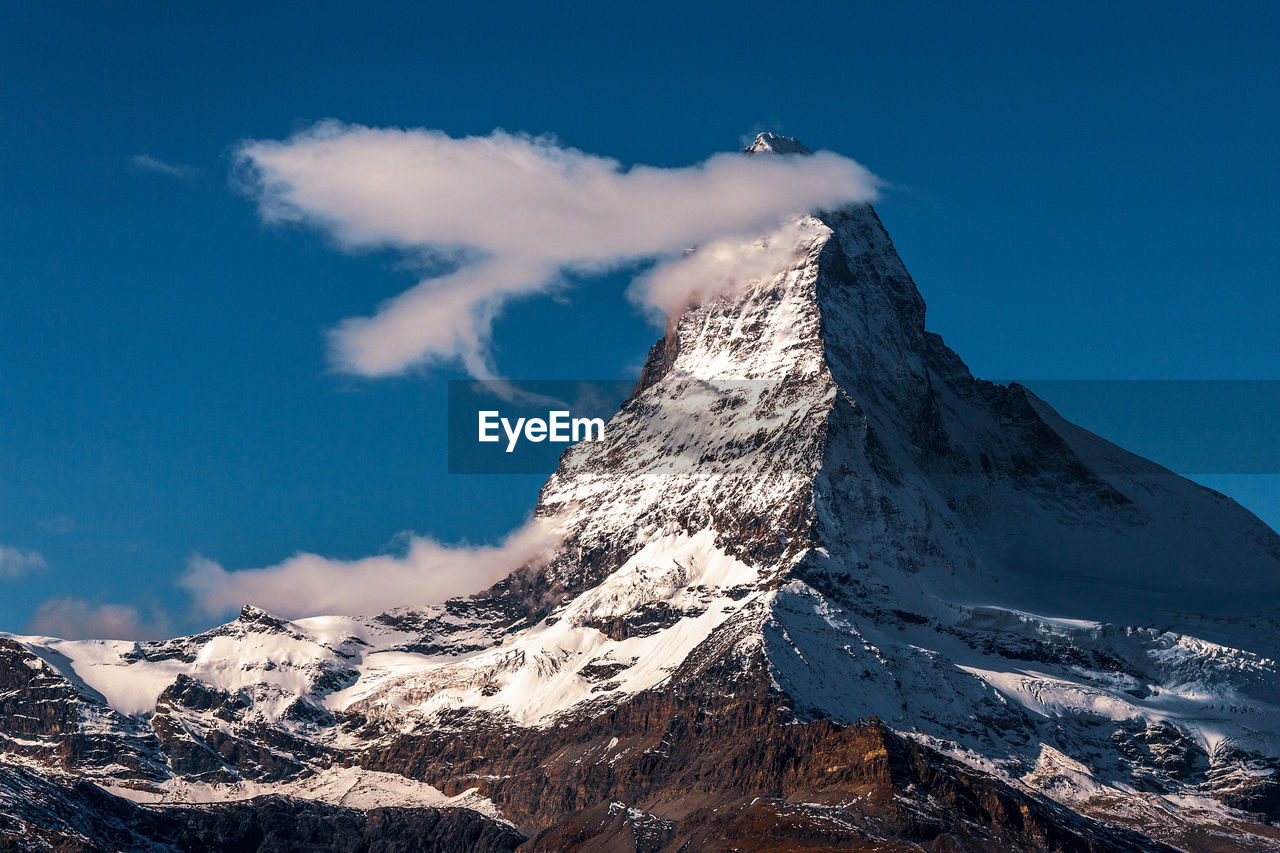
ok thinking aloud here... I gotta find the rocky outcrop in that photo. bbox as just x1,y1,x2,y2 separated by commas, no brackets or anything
0,639,166,782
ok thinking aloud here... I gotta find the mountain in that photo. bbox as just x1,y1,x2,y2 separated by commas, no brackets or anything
4,133,1280,851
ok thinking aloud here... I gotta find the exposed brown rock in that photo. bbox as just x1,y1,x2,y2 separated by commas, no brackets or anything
358,662,1174,851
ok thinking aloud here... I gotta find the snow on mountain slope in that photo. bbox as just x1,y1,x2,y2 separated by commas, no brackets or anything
4,134,1280,848
15,607,409,720
335,530,762,728
103,764,504,818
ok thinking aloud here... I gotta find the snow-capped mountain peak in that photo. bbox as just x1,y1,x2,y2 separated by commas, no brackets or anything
744,132,814,156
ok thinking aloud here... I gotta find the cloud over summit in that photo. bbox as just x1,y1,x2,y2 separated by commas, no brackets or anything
236,124,879,378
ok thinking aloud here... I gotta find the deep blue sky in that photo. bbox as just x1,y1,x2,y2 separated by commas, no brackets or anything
2,1,1277,636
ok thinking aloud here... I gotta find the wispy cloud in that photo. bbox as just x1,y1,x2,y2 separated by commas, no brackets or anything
0,545,46,578
130,153,199,180
235,124,879,378
631,218,826,317
179,516,562,619
36,515,76,535
26,596,170,641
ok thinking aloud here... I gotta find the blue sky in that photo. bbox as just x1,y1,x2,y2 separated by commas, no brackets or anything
1,1,1277,637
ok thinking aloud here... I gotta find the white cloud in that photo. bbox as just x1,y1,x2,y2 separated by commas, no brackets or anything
179,516,562,618
130,153,198,180
0,545,46,578
26,597,170,641
235,124,879,377
631,218,826,317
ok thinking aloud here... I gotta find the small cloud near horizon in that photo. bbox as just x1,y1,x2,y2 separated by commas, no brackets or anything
0,545,47,578
25,596,171,641
130,153,199,180
180,516,562,619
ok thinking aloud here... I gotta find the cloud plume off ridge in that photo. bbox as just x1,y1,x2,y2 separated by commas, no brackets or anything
179,516,562,618
236,124,879,377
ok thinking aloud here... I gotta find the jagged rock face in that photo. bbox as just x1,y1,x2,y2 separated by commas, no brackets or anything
5,133,1280,850
0,639,167,783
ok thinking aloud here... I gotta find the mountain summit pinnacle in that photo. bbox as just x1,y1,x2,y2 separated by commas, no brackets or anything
744,132,812,155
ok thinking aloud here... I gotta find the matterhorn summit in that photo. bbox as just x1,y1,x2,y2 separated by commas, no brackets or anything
4,135,1280,851
745,131,815,156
